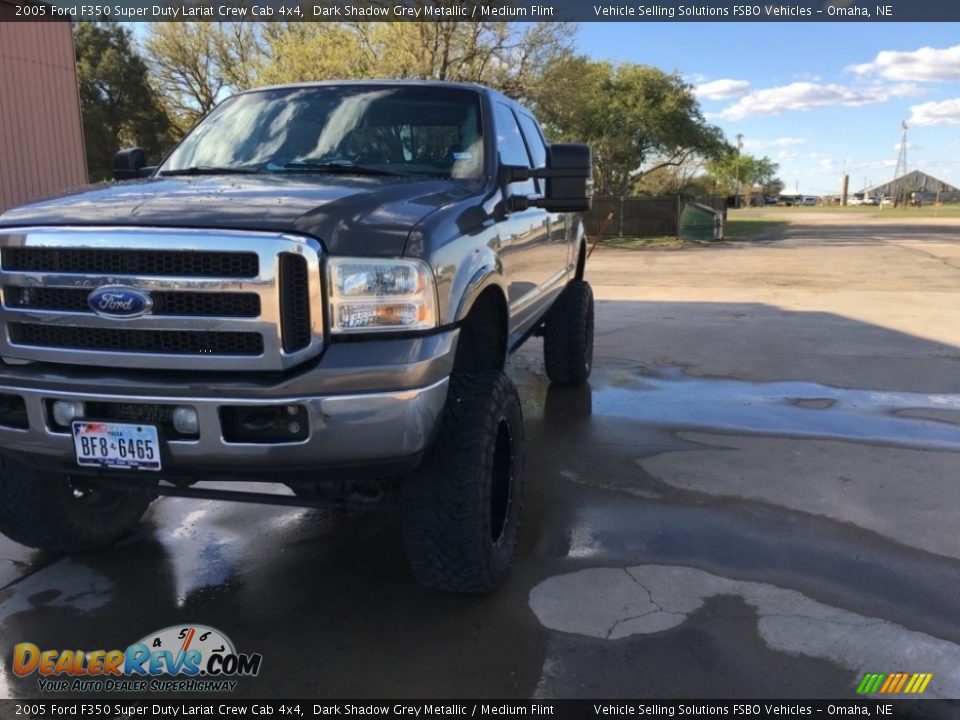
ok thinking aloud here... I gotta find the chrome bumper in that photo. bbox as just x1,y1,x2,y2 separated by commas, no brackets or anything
0,378,449,473
0,330,459,478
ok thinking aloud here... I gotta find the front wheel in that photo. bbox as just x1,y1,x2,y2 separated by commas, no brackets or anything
0,455,153,552
401,371,524,593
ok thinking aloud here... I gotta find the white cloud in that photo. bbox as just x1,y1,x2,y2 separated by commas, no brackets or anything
778,151,801,160
694,78,751,101
909,98,960,126
849,44,960,82
743,137,807,150
717,82,921,120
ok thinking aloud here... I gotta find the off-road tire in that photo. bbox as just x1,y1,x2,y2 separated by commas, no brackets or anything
401,371,524,593
0,455,153,552
544,280,594,386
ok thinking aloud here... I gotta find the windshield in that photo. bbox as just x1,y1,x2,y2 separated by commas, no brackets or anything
160,85,485,180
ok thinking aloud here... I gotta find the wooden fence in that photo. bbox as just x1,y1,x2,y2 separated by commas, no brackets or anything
584,196,726,238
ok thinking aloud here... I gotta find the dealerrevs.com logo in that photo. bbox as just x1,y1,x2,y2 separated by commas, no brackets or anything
13,624,262,693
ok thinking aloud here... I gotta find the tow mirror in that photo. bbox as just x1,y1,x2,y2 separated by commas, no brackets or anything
500,143,593,212
113,147,148,181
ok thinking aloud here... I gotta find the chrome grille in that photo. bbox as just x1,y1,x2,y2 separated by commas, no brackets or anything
279,253,311,353
0,227,324,371
2,247,258,277
5,286,261,317
9,323,265,355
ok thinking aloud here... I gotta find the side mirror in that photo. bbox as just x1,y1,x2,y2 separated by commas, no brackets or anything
501,143,593,213
540,143,593,212
113,147,147,181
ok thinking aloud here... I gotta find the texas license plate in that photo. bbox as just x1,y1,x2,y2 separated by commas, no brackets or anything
72,421,161,471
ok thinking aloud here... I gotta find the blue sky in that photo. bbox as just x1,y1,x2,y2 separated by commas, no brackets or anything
577,23,960,195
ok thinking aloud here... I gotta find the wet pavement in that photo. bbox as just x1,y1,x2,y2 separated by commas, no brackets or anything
1,216,959,700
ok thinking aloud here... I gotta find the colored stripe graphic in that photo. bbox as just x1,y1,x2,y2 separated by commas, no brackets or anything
856,672,932,694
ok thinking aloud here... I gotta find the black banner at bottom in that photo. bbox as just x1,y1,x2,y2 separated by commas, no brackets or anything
1,699,958,720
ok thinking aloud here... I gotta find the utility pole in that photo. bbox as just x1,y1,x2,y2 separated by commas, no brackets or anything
841,159,849,206
735,134,743,209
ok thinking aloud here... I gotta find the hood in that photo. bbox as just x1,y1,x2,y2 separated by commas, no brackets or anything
0,174,483,256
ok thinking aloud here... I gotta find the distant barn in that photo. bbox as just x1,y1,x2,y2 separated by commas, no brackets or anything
862,170,960,204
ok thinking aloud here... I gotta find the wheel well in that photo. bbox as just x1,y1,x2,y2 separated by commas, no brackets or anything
453,286,508,373
575,237,587,280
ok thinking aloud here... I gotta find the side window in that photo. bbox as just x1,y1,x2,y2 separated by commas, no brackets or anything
517,113,548,194
494,102,535,196
517,114,548,169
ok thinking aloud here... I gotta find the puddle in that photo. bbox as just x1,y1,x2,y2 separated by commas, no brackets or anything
0,559,112,624
577,367,960,451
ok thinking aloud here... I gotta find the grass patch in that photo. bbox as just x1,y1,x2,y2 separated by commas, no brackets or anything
599,236,690,249
722,219,787,240
730,206,960,221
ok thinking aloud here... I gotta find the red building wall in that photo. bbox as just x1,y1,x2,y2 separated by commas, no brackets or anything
0,3,87,213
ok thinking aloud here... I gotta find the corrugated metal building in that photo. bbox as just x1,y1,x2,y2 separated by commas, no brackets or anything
862,170,960,204
0,3,87,213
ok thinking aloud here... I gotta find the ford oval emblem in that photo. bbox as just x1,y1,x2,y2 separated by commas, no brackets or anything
87,286,153,318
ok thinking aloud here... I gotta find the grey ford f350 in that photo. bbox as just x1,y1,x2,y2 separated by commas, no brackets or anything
0,81,593,593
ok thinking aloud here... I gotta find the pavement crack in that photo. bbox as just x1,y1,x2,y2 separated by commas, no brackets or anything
622,567,666,612
604,608,661,640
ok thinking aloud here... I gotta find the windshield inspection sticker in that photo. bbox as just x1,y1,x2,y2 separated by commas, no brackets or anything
12,624,262,693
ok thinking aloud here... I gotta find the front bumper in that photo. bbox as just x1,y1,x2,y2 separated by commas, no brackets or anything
0,331,457,480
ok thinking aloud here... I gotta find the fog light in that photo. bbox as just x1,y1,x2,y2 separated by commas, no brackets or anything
172,406,199,435
52,400,85,427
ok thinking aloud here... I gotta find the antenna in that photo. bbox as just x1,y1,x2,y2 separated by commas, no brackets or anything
894,121,908,180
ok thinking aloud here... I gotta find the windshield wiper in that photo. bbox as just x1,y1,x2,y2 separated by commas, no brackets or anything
158,166,260,177
281,160,406,177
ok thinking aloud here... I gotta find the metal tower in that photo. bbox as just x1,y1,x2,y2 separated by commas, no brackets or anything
894,121,908,180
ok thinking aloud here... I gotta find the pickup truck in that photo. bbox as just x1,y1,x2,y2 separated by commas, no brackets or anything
0,81,593,593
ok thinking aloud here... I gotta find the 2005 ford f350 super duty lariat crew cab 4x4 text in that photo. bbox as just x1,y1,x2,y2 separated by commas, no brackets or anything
0,81,593,593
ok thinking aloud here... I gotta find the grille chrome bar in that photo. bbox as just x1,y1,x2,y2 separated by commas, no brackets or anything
5,287,261,317
0,227,324,371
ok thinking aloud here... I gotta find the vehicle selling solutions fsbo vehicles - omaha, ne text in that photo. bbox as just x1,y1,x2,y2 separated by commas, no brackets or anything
0,81,594,593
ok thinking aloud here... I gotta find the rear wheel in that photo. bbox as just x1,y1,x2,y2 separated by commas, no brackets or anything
544,280,594,386
0,455,153,552
401,371,524,593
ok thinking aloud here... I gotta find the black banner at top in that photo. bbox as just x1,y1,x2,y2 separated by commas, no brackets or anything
2,699,960,717
6,0,960,23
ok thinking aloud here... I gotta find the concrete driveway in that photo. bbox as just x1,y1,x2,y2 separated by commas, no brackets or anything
1,214,959,700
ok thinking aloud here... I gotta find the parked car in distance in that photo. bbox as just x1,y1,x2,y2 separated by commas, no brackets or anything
802,196,817,206
862,196,879,206
881,196,895,206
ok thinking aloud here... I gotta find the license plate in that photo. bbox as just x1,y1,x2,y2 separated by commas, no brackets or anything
72,421,161,471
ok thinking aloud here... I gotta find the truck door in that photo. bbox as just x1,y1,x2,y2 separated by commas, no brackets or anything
516,111,572,287
492,102,552,337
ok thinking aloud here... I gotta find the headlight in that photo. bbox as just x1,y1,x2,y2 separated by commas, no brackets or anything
327,257,438,333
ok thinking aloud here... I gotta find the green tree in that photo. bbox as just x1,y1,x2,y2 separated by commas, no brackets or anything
532,57,729,196
256,21,574,100
74,22,172,181
145,22,264,136
707,153,782,204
